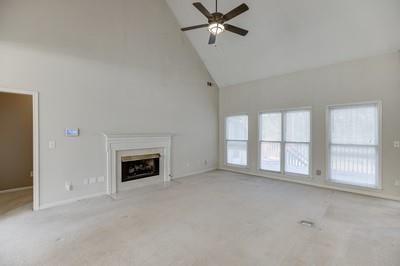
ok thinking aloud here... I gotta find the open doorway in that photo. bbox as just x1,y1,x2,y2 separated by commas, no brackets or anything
0,88,39,213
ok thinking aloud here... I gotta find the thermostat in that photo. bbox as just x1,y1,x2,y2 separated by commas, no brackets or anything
65,128,80,137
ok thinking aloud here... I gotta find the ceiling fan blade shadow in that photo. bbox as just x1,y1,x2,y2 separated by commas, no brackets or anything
193,2,212,18
208,33,216,45
181,24,209,31
223,3,249,22
224,24,248,36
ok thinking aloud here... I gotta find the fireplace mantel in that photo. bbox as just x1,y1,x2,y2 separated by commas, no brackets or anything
103,133,172,194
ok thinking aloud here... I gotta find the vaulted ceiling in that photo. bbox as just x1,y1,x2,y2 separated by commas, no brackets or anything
166,0,400,87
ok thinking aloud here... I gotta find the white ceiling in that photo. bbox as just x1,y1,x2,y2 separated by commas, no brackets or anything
166,0,400,87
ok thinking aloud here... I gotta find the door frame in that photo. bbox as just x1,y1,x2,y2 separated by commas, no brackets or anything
0,87,40,210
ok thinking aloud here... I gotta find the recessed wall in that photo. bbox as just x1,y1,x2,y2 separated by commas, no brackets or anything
0,92,33,191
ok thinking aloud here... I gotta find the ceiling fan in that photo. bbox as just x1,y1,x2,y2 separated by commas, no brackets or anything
181,1,249,45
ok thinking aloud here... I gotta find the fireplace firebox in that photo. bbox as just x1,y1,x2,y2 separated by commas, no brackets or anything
121,154,160,182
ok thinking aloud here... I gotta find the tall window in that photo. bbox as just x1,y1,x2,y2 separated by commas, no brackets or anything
226,115,248,166
260,109,311,175
328,103,380,188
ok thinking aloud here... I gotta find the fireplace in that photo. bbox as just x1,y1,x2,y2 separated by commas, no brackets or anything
104,133,171,194
121,154,160,182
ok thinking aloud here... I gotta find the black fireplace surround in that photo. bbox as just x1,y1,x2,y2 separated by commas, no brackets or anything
121,154,160,182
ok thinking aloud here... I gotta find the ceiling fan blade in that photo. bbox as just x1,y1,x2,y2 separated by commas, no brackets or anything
223,3,249,22
193,2,212,18
181,24,209,31
208,33,216,45
224,24,248,36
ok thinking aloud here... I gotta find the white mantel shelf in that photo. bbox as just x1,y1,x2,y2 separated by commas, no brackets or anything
103,133,173,194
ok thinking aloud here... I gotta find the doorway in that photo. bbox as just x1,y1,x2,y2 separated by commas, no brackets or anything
0,87,39,211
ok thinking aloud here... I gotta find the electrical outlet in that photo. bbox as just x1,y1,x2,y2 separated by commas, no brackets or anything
89,177,96,184
204,160,208,166
83,178,89,185
97,176,105,183
316,170,322,176
65,181,73,191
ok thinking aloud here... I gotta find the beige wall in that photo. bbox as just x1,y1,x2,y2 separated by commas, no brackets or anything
0,92,33,191
0,0,218,206
219,52,400,199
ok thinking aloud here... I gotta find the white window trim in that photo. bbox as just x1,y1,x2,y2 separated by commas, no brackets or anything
224,114,249,168
325,101,382,190
257,107,312,178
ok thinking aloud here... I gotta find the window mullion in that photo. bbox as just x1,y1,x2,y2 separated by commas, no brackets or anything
281,111,285,174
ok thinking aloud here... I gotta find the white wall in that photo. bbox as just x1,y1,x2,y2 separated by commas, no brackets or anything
0,0,218,206
219,52,400,199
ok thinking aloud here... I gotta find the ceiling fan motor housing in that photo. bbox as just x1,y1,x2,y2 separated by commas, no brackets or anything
209,12,224,24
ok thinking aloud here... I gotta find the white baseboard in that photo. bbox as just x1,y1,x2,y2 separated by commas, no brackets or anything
219,167,400,202
39,192,106,210
0,186,32,194
172,167,217,180
38,168,216,210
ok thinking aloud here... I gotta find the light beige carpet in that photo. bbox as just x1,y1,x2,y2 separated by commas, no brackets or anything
1,170,399,266
0,188,32,216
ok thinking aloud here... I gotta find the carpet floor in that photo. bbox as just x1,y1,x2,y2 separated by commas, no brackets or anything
1,170,399,265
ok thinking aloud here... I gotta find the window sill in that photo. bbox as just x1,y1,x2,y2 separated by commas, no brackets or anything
326,178,382,191
225,163,250,170
257,169,312,180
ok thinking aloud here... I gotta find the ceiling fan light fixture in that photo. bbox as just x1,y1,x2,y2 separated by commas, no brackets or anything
208,23,225,35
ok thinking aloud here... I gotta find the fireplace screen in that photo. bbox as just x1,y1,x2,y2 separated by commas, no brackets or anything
121,154,160,182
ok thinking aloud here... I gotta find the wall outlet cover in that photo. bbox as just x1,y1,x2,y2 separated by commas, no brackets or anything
97,176,105,183
83,178,89,185
65,181,73,191
89,177,96,184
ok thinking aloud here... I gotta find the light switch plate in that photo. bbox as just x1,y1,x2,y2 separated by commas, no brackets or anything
49,140,56,149
394,141,400,148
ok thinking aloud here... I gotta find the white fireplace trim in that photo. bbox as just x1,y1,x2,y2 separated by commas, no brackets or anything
103,133,172,194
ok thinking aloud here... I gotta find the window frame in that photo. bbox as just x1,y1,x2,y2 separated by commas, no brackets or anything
258,107,312,177
326,101,382,190
224,114,249,168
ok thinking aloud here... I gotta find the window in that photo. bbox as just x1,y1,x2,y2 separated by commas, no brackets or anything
260,109,311,175
328,103,380,188
259,112,282,172
225,115,248,166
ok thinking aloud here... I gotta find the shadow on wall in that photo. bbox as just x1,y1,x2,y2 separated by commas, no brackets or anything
0,92,33,191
